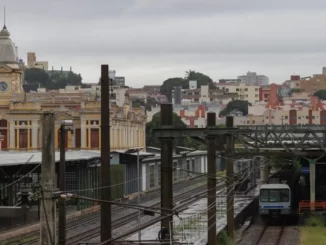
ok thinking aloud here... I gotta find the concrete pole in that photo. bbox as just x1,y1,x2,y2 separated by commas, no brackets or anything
137,149,141,241
226,116,234,237
207,112,216,245
160,103,173,235
310,163,316,210
58,124,66,245
100,64,112,243
40,112,56,245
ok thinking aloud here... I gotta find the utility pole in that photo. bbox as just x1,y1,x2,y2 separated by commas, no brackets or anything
226,116,234,237
58,120,73,245
58,123,66,245
40,112,56,245
100,64,111,243
207,112,217,245
137,148,141,241
160,103,173,236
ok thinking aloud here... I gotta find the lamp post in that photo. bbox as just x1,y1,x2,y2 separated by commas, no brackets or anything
58,120,73,245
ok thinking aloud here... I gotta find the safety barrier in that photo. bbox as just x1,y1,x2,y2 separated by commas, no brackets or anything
299,200,326,212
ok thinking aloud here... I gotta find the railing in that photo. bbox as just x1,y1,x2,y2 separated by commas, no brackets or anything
299,200,326,212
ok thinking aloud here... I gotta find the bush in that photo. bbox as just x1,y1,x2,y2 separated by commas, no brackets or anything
305,215,325,227
217,230,234,245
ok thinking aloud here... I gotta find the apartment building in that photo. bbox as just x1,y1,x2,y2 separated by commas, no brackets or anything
172,84,238,105
215,83,260,104
238,71,269,86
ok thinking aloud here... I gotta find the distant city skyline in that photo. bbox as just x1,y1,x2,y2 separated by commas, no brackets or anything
5,0,326,86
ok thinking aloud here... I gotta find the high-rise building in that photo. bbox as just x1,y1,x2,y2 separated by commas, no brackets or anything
238,71,269,86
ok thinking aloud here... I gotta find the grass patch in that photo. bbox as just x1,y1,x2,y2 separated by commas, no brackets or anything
216,171,226,178
217,230,234,245
300,226,326,245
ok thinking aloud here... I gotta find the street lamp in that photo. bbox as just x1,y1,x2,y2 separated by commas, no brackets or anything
58,119,74,245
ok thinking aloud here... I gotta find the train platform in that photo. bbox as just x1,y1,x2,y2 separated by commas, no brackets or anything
123,185,260,245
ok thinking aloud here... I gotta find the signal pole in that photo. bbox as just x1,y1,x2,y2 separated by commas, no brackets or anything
100,64,111,243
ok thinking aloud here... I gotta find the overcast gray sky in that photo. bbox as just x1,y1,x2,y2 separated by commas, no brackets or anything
4,0,326,87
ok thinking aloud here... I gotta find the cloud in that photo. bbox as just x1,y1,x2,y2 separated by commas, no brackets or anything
3,0,326,86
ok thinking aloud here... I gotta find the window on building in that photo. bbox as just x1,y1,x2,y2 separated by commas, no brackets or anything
298,116,301,119
255,88,259,91
285,116,288,119
312,116,315,119
255,94,258,97
245,88,248,91
252,120,255,124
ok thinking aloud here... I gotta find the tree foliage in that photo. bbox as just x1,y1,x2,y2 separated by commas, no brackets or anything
160,70,214,101
219,100,251,117
146,112,205,149
132,97,159,111
314,90,326,100
24,68,83,90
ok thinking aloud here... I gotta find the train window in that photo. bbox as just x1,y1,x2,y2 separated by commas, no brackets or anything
260,188,290,202
280,189,289,202
269,190,279,202
260,189,269,202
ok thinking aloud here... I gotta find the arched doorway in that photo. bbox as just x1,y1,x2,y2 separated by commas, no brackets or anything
58,129,68,149
0,119,8,150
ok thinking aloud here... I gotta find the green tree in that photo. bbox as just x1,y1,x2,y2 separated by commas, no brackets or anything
314,90,326,100
185,70,214,88
160,77,187,101
24,68,83,90
160,71,214,101
146,112,205,149
24,68,50,87
219,100,251,117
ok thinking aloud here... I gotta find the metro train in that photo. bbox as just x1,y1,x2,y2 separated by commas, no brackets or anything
259,183,292,218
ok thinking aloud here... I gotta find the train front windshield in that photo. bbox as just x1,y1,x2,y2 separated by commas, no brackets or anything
260,189,290,202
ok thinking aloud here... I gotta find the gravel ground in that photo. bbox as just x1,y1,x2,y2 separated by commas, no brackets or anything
278,226,300,245
237,216,300,245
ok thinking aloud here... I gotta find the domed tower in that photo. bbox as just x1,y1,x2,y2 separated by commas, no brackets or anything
0,22,23,94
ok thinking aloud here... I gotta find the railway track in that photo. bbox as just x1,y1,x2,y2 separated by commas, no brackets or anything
254,224,285,245
3,176,205,245
67,181,228,245
66,183,210,244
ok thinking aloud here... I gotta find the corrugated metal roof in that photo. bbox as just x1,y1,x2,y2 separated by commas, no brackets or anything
0,150,101,166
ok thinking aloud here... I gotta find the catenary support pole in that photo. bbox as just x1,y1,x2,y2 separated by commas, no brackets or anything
207,112,216,245
137,149,141,241
226,116,234,237
40,112,56,245
100,64,111,243
58,124,66,245
160,103,173,236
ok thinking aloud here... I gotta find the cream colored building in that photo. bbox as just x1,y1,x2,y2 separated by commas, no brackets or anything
0,25,146,151
215,83,260,104
27,52,48,70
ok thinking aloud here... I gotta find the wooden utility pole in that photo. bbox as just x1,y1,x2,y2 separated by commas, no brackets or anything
226,116,234,237
100,64,111,243
40,112,56,245
160,103,173,235
207,112,216,245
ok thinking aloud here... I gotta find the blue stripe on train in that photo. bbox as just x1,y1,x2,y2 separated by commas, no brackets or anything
263,206,284,208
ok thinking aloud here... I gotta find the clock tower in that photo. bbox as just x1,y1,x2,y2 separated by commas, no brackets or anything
0,23,23,95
